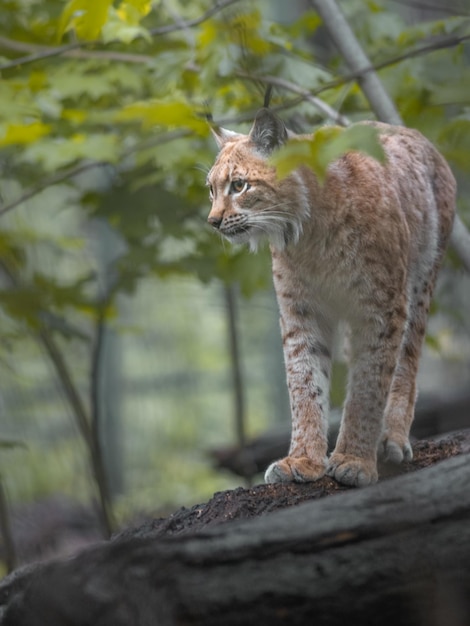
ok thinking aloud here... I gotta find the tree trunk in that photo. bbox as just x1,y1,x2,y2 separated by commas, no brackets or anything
1,431,470,626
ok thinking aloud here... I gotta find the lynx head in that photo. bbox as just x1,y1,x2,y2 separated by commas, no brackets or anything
206,108,308,252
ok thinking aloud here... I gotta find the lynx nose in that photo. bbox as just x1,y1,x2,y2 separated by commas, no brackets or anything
208,214,223,229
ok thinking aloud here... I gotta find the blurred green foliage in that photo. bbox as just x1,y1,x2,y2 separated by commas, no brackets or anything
0,0,469,530
1,0,469,303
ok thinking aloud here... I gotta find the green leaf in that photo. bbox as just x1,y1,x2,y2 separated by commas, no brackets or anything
0,121,51,147
102,6,151,43
58,0,113,41
271,124,386,181
269,137,313,179
102,20,151,44
116,0,152,24
117,100,209,135
49,64,116,101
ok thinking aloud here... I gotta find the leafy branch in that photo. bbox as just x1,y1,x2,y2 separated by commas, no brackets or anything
0,88,347,219
294,28,470,101
388,0,470,17
0,96,325,218
0,130,189,218
0,161,109,218
234,25,470,124
1,15,468,218
149,0,244,36
236,72,350,126
0,0,245,72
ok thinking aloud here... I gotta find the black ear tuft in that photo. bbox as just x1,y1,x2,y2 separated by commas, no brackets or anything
249,108,288,156
263,85,273,109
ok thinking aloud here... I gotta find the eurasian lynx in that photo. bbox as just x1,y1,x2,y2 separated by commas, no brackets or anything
207,108,456,487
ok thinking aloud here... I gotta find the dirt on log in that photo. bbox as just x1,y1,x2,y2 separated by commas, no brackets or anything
1,430,470,626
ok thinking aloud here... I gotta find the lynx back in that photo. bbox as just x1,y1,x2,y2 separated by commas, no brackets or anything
207,109,455,487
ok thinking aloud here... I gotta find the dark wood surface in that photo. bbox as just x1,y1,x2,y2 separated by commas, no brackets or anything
1,430,470,626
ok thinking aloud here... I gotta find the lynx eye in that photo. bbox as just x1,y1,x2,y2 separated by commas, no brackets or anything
230,179,249,194
208,184,214,199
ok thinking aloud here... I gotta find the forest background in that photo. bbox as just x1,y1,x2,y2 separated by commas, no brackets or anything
0,0,469,564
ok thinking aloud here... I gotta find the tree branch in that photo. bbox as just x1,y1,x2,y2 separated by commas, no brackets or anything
310,0,470,273
39,326,114,537
276,30,470,103
0,36,154,64
311,0,403,125
0,130,189,218
388,0,470,17
37,328,92,446
237,71,350,126
0,161,109,218
0,0,245,72
240,30,470,126
148,0,244,36
341,32,469,93
0,101,318,219
0,40,88,72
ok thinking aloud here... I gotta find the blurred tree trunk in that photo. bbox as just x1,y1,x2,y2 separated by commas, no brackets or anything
0,480,16,573
309,0,470,271
93,219,124,498
224,283,247,451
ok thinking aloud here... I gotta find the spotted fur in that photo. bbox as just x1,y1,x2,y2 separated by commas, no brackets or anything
207,109,456,487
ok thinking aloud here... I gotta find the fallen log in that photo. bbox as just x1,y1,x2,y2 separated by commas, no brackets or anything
1,430,470,626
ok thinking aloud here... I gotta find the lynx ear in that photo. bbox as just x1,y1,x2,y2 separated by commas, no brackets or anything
211,126,242,150
249,108,288,156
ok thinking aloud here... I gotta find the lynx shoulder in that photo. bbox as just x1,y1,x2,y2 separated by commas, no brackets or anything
207,109,456,487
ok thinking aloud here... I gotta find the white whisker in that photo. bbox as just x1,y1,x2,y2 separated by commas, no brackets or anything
193,163,211,175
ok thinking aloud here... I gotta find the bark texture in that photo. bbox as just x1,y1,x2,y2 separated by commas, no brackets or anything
1,431,470,626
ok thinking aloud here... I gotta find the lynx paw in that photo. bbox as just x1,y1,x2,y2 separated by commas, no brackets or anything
265,456,326,484
379,435,413,464
327,453,378,487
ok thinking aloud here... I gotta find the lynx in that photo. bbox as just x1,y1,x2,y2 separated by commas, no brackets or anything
207,107,456,487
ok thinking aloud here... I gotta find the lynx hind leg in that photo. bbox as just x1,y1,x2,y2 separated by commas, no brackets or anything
382,147,456,464
329,299,408,487
381,268,439,464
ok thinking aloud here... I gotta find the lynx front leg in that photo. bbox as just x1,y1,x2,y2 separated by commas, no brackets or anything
328,306,406,487
265,313,333,484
